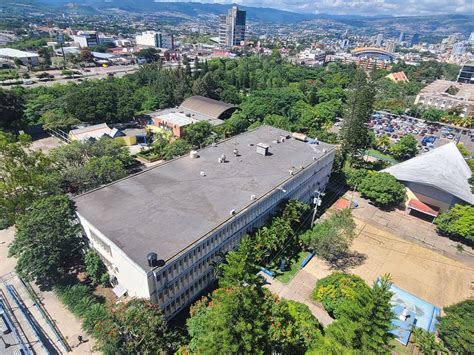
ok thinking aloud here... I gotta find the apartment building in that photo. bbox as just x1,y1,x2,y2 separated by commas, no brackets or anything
74,126,336,319
219,6,246,47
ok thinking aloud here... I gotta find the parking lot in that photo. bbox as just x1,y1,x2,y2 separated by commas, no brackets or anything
371,111,473,154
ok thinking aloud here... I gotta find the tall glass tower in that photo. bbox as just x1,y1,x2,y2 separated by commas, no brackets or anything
219,6,246,47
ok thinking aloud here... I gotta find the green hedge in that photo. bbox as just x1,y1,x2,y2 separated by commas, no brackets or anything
312,272,370,318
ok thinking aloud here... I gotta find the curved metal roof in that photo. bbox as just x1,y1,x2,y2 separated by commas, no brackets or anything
351,47,396,59
179,96,236,120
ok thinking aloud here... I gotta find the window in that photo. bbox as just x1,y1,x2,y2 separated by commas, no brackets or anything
89,229,112,257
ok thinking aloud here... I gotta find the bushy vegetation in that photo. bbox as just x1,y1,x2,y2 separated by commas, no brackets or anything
437,299,474,353
301,208,356,264
434,204,474,244
8,195,83,286
55,284,179,353
187,285,322,354
312,272,370,318
358,172,406,206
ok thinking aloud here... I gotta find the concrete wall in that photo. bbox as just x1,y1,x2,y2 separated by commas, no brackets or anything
404,182,456,212
77,213,151,298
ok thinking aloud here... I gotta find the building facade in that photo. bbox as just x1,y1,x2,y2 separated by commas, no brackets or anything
73,31,99,48
0,48,39,66
219,6,246,47
457,63,474,84
135,31,174,49
414,80,473,117
74,126,336,319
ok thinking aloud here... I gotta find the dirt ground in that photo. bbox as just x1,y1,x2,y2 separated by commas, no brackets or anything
29,134,64,154
349,219,473,308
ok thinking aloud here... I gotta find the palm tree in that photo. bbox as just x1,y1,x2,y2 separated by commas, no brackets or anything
411,327,446,355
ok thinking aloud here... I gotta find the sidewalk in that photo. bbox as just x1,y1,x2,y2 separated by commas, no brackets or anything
0,228,96,354
260,258,334,327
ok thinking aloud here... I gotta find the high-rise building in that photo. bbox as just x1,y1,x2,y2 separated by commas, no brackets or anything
135,31,174,49
219,5,246,47
468,32,474,46
385,41,397,53
410,33,420,46
375,33,383,47
457,62,474,84
398,31,405,43
452,42,467,56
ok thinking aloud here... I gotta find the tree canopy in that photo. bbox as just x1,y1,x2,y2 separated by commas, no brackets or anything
437,299,474,353
434,204,474,243
8,195,83,286
358,172,406,206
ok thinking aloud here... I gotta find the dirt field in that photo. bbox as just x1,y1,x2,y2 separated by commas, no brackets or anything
29,135,64,154
348,219,473,308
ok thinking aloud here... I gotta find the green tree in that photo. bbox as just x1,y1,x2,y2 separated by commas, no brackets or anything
375,134,391,153
187,285,321,354
80,48,94,62
358,275,394,353
411,327,446,355
0,88,25,129
192,72,219,99
162,139,191,160
102,299,180,353
0,140,58,227
138,48,160,63
434,204,474,243
84,155,127,188
421,107,444,122
358,172,406,206
389,134,418,161
301,209,356,264
437,299,474,353
84,249,108,285
340,70,375,159
8,195,83,286
312,272,370,318
183,121,213,148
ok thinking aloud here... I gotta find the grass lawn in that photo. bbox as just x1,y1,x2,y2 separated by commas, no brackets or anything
366,149,398,163
390,337,414,355
275,251,309,284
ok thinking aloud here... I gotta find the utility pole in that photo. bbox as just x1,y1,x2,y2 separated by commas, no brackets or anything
311,190,325,228
350,183,357,209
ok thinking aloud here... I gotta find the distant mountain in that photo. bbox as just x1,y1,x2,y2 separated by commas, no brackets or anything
36,0,317,23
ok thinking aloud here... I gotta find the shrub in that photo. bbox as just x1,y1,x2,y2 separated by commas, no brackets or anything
437,300,474,353
434,204,474,244
312,272,370,318
358,172,406,206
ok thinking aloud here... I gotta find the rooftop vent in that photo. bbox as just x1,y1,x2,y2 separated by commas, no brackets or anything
250,194,256,201
190,150,199,159
147,252,158,267
233,148,239,156
256,143,269,156
289,170,294,176
200,171,206,177
292,132,308,142
230,209,236,216
218,154,226,163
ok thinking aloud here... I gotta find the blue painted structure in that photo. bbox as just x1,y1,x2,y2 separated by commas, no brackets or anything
300,253,314,268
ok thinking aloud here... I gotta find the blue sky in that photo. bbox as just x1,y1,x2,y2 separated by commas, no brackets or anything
153,0,472,16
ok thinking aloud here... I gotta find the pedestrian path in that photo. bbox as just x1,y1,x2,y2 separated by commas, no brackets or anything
259,264,334,327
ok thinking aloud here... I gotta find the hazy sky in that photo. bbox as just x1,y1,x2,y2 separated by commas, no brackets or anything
153,0,472,16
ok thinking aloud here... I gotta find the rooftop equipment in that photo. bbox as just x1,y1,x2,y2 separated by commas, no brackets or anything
256,143,269,156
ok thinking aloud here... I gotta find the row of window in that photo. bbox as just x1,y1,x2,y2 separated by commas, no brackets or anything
89,228,113,257
163,270,214,318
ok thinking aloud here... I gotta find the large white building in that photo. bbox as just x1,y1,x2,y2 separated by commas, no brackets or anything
74,126,336,319
0,48,39,66
73,31,99,48
135,31,174,49
219,5,246,47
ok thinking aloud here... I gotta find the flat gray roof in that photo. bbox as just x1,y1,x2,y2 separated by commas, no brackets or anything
74,126,335,269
